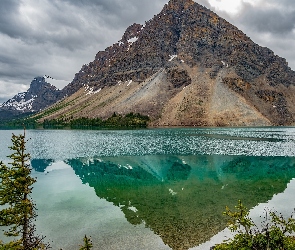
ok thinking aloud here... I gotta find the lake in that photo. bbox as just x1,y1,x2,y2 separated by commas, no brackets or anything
1,127,295,249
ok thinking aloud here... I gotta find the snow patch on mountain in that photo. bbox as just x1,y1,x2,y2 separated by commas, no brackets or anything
84,85,102,95
169,55,178,61
128,37,138,43
0,93,37,111
0,76,67,114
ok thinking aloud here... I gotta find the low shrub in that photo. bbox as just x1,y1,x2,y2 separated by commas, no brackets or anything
213,200,295,250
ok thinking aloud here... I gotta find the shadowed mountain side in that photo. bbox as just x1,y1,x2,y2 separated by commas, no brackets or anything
33,0,295,127
66,155,295,249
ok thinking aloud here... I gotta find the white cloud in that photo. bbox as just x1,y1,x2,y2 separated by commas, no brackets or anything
208,0,243,14
0,80,27,103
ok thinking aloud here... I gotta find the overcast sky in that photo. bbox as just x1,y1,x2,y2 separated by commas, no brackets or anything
0,0,295,103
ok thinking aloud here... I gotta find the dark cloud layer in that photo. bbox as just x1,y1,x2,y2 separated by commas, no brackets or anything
237,0,295,34
0,0,294,103
229,0,295,71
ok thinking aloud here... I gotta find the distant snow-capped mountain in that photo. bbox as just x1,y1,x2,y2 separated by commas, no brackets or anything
0,92,36,111
0,76,66,113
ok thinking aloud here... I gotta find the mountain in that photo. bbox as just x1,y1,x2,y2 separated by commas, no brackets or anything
35,0,295,126
0,76,67,120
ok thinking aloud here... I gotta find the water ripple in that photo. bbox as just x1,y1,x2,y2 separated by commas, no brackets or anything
1,127,295,160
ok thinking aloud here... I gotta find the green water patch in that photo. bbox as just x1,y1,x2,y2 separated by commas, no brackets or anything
31,159,54,172
65,155,295,250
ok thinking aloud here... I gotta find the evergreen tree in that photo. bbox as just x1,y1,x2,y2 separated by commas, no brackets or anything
0,130,48,249
79,235,93,250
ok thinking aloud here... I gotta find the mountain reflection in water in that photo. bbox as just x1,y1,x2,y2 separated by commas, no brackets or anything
32,155,295,250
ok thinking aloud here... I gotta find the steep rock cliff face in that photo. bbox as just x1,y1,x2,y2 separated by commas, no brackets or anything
36,0,295,126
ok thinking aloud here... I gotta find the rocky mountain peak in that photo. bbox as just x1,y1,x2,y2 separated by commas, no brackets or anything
165,0,195,12
121,23,143,42
28,76,57,96
35,0,295,127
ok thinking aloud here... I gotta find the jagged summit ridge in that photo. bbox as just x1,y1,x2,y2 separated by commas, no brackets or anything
70,0,198,90
71,0,249,89
165,0,196,11
72,0,293,89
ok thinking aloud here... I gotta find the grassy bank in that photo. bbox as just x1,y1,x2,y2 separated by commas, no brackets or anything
0,112,150,130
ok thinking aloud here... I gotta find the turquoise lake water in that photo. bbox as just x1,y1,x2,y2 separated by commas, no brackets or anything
0,127,295,249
